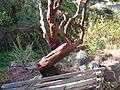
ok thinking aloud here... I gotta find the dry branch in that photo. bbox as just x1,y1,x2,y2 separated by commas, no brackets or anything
54,0,63,10
63,0,82,42
38,0,50,45
79,0,88,41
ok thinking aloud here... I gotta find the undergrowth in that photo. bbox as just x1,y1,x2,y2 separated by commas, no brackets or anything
86,10,120,54
10,36,44,66
0,52,12,70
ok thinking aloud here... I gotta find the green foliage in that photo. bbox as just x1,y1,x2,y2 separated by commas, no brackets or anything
9,34,50,66
16,0,39,25
0,52,12,69
60,0,76,15
89,8,114,23
10,36,38,65
15,31,50,55
41,0,47,9
0,52,11,83
87,10,120,54
112,0,119,2
87,38,105,54
0,0,42,51
102,80,118,90
0,0,39,26
0,11,13,26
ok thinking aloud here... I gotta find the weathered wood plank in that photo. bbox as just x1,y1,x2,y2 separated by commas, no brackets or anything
1,76,41,89
1,67,105,90
33,72,101,88
40,67,105,83
33,78,97,90
2,86,27,90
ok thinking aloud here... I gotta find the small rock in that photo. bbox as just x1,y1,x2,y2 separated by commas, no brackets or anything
26,61,37,70
88,61,99,69
0,84,2,89
10,61,23,67
104,69,117,82
91,3,107,10
75,50,88,66
79,65,87,71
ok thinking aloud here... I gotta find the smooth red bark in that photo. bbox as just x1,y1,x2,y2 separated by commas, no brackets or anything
37,41,79,71
37,0,88,75
47,0,59,50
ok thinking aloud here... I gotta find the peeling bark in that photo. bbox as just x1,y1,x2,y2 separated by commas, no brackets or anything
37,41,79,71
47,0,62,50
37,0,88,74
38,0,50,46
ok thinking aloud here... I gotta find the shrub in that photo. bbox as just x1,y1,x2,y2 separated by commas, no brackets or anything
86,10,120,54
10,36,38,66
0,11,13,26
0,52,12,69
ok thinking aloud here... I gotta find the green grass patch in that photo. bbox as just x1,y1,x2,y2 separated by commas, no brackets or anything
0,52,12,70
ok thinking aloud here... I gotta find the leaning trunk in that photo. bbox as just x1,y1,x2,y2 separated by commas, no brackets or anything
37,41,79,71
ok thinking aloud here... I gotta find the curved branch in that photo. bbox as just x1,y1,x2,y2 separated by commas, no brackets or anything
63,0,82,42
53,0,63,10
59,14,67,30
79,0,88,42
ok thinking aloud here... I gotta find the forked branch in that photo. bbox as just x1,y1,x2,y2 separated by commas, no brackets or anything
37,0,89,75
63,0,82,43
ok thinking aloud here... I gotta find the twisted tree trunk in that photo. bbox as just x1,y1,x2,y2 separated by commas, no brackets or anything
38,0,88,76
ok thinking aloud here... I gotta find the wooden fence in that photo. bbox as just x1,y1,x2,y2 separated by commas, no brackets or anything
1,67,105,90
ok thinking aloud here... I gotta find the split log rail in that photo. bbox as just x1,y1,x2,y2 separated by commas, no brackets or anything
1,67,105,90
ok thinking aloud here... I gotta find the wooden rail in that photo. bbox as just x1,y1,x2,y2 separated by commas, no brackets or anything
1,67,105,90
